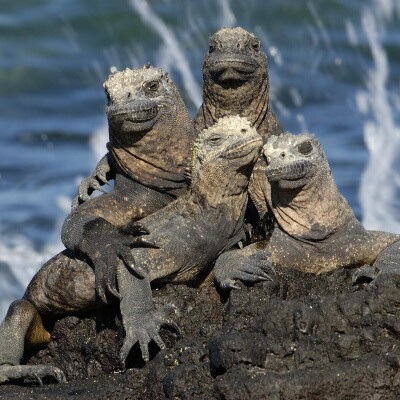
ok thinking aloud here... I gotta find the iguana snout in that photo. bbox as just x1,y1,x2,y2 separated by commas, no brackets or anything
223,135,263,160
106,98,158,120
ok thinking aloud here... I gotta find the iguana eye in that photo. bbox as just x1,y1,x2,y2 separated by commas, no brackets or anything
209,134,223,145
297,140,313,155
209,43,215,53
252,42,261,52
146,80,160,92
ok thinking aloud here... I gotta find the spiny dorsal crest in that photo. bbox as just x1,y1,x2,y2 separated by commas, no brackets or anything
103,66,169,93
212,27,258,43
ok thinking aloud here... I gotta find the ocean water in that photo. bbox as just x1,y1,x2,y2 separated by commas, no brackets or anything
0,0,400,319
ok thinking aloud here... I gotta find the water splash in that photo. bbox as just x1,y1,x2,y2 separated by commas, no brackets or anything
129,0,202,108
357,3,400,233
0,236,63,319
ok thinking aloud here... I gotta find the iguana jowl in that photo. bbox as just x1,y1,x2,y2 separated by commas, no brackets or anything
215,132,400,288
0,116,262,384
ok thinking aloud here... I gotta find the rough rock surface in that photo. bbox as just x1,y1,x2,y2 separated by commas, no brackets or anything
2,266,400,399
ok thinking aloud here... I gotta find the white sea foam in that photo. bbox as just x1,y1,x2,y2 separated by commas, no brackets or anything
0,236,64,320
357,4,400,233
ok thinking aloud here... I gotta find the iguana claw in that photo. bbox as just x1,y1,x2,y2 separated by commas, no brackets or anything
72,153,114,208
119,305,179,366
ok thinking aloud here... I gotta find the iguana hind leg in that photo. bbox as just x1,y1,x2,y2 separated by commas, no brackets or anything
0,299,66,384
0,250,99,385
0,299,50,365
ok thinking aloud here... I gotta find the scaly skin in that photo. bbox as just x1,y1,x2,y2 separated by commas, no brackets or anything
215,132,400,289
80,28,283,221
0,115,262,383
62,66,197,302
195,27,284,226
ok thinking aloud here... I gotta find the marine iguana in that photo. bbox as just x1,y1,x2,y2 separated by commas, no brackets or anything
215,132,400,288
194,26,284,225
77,28,283,207
63,66,196,302
73,64,195,206
195,27,282,139
75,28,284,277
0,116,262,384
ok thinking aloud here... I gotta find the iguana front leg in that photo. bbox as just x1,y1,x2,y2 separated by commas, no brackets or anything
352,240,400,285
116,264,178,365
72,150,115,209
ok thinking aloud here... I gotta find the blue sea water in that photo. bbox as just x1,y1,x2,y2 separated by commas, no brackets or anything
0,0,400,318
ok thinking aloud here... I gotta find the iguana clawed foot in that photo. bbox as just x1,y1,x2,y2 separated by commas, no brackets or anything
123,221,159,249
215,247,275,290
83,220,157,303
120,304,180,366
91,230,139,302
0,364,66,385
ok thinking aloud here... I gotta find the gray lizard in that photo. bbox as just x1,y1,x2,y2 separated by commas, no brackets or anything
195,27,282,139
215,132,400,288
63,65,197,303
0,115,262,384
194,26,284,230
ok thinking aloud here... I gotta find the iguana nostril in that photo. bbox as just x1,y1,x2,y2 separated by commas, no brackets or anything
280,152,286,159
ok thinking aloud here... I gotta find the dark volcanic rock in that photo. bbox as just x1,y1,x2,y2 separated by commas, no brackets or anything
2,266,400,399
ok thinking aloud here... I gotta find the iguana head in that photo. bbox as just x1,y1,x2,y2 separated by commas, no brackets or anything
103,65,196,194
191,116,263,198
262,132,354,240
201,27,270,128
263,133,327,190
204,27,266,92
105,66,176,136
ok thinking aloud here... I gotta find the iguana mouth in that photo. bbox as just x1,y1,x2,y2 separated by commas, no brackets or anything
107,100,159,132
127,106,158,122
223,137,263,159
265,160,313,183
208,55,258,88
107,103,158,121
